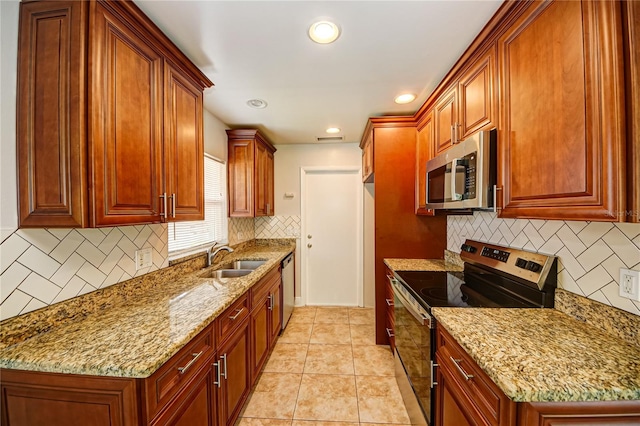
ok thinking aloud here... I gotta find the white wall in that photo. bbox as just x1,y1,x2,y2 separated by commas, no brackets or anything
1,0,20,240
203,110,228,160
274,143,362,216
363,183,375,307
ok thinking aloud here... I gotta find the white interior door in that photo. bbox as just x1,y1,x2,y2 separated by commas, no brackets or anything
301,167,362,306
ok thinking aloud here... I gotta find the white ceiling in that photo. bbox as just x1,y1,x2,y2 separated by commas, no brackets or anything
135,0,503,145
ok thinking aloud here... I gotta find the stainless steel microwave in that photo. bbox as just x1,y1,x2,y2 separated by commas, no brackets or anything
425,129,496,210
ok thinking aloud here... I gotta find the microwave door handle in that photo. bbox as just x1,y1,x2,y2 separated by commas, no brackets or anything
450,158,460,201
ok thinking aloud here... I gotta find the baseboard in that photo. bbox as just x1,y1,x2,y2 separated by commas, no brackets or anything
294,296,304,307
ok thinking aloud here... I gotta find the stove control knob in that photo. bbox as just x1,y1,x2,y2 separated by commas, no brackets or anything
526,261,542,273
515,258,528,269
461,244,477,253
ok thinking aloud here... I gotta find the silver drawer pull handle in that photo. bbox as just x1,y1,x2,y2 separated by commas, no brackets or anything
386,328,395,338
213,361,221,387
229,307,244,320
385,298,394,307
451,357,474,381
178,351,203,374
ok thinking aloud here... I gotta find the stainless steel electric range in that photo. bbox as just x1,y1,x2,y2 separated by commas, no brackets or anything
390,239,558,425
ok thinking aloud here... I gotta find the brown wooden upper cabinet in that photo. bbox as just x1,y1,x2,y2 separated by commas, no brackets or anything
361,130,374,183
16,0,212,228
227,129,276,217
433,46,495,156
415,111,435,216
496,0,626,221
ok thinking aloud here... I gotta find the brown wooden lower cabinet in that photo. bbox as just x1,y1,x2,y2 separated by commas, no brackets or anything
435,325,640,426
0,369,140,425
215,318,251,426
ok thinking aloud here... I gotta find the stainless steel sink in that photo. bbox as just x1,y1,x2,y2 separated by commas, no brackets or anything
217,260,267,270
199,269,253,279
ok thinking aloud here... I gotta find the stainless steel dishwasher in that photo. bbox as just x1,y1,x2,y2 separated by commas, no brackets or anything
281,253,294,330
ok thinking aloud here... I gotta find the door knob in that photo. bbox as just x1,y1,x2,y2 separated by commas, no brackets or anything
307,243,312,248
307,234,312,239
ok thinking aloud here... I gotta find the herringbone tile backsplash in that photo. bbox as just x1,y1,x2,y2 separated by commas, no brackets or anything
0,225,168,320
255,216,301,238
448,212,640,315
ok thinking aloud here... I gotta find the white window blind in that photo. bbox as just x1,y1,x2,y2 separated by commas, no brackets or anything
168,155,227,255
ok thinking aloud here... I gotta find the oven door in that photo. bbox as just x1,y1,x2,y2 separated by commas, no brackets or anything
391,276,434,425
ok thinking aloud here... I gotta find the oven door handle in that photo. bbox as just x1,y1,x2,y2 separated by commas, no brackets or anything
392,281,433,328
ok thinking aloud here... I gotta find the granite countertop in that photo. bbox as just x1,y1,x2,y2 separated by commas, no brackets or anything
384,251,463,272
432,307,640,402
0,242,294,378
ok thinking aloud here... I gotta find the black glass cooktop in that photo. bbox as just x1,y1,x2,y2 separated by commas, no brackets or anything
394,266,551,311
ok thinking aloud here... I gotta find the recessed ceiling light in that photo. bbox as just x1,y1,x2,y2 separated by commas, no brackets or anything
394,93,416,104
308,20,340,44
326,127,341,134
246,99,268,109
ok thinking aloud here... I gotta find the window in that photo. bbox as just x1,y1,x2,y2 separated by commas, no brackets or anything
167,155,227,256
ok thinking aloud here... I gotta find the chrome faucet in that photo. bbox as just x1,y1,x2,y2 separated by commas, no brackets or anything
206,244,234,267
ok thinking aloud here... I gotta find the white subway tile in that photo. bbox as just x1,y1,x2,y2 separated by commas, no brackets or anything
16,229,60,254
602,227,640,268
51,253,85,287
18,273,61,304
600,254,626,284
539,234,564,255
118,254,137,277
49,230,84,263
558,268,584,295
76,240,107,268
0,290,32,321
576,265,614,296
77,228,106,246
556,247,586,280
102,266,125,288
133,226,153,248
0,263,31,304
120,226,140,242
615,223,640,240
565,221,588,234
577,222,614,247
97,228,124,255
77,283,97,297
76,263,107,288
523,223,545,250
52,276,86,304
17,246,61,279
0,233,31,274
47,228,72,240
117,237,138,260
556,225,587,257
20,298,46,315
99,247,125,275
529,219,546,230
538,220,564,241
576,240,614,273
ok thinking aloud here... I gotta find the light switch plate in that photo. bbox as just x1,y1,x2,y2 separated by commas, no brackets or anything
619,268,640,301
135,247,153,270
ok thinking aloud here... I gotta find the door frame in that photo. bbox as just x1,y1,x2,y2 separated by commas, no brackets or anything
300,166,364,307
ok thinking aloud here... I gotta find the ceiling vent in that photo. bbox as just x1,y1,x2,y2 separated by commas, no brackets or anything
316,136,344,142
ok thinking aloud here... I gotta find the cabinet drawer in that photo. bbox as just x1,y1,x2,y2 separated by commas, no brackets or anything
218,293,250,344
144,323,215,419
250,266,280,310
437,325,514,426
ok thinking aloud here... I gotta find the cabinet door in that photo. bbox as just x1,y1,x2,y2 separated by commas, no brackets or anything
150,366,214,426
250,294,270,385
497,0,626,221
269,279,282,343
17,0,88,228
91,3,164,226
228,139,254,217
362,132,374,183
254,142,268,216
433,86,458,155
458,46,495,140
217,319,251,426
434,359,474,426
265,149,275,216
416,111,435,216
164,62,204,221
0,370,139,426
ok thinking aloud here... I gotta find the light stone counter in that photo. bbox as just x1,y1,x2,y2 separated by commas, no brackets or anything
384,251,463,272
0,240,294,378
432,307,640,402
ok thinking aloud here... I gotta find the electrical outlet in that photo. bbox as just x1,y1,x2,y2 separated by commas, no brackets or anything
135,247,153,270
619,268,640,301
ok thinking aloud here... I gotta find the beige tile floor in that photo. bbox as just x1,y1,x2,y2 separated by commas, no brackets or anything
237,307,411,426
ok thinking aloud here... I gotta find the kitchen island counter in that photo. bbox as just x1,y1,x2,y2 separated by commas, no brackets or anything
0,240,294,378
432,307,640,403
